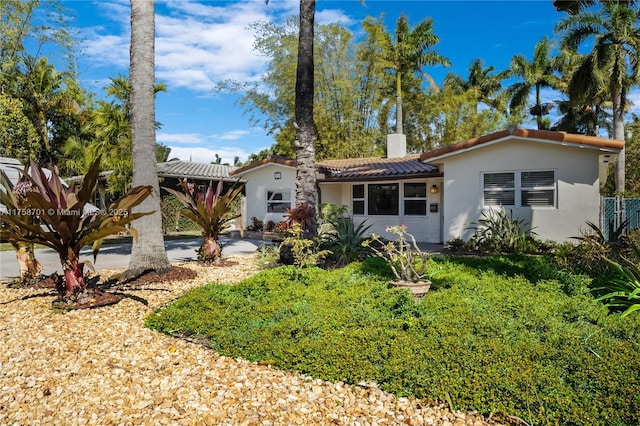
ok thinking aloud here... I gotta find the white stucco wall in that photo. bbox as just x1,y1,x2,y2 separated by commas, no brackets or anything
234,164,296,228
319,178,443,243
439,138,603,243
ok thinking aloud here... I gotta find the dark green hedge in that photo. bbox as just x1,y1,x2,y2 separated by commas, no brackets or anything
145,256,640,425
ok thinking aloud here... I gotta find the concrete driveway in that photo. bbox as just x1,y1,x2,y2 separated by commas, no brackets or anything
0,237,262,280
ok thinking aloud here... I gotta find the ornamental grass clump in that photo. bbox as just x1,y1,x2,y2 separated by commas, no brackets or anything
363,225,429,283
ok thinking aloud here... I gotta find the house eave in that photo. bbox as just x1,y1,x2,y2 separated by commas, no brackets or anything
318,172,443,183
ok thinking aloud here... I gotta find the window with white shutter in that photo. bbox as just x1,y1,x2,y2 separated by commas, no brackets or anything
483,170,556,208
483,172,515,206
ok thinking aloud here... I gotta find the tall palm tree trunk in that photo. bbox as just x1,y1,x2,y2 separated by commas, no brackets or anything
612,87,626,194
535,84,543,130
127,0,170,274
294,0,318,236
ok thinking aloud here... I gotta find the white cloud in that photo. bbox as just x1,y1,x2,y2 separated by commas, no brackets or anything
157,133,204,144
316,9,353,26
78,0,352,94
626,88,640,116
167,146,250,165
212,130,250,141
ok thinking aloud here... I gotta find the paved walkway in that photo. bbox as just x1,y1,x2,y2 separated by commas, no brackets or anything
0,238,446,280
0,237,262,280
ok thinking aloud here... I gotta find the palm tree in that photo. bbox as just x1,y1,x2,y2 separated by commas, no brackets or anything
18,56,78,163
443,58,508,114
127,0,171,274
556,2,640,193
364,14,449,134
552,48,609,135
294,0,319,235
553,0,635,15
508,36,562,130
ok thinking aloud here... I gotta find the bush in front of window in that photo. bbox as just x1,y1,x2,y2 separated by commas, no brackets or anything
467,209,538,254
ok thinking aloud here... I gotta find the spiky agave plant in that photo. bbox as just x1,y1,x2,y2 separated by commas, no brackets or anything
163,179,244,264
0,158,152,299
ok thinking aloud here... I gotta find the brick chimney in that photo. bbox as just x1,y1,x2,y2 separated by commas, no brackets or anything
386,133,407,158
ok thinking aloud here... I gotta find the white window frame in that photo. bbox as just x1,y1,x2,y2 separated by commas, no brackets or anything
482,170,556,208
266,189,292,213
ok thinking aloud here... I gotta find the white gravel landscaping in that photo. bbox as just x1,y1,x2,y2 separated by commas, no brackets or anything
0,254,501,425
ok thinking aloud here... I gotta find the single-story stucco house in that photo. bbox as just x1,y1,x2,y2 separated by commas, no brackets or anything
231,127,624,243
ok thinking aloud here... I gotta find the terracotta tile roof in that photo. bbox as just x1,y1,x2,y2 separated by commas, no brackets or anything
317,154,440,180
230,155,297,176
229,154,440,180
420,128,625,162
157,160,238,181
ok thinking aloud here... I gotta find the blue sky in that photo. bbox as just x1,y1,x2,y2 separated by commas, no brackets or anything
59,0,637,164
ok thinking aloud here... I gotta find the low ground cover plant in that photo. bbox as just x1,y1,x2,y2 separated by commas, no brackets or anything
146,255,640,425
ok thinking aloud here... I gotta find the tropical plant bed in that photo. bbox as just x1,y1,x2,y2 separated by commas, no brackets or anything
146,256,640,425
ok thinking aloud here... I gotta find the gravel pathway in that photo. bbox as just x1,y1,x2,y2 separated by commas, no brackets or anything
0,255,501,426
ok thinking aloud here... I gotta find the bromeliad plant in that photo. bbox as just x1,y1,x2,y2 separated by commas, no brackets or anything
163,179,244,264
0,158,152,301
363,224,430,283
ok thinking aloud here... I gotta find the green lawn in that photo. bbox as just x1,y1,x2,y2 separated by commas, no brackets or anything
145,255,640,425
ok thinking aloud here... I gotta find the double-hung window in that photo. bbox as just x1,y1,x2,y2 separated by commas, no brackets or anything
403,183,427,215
483,170,555,207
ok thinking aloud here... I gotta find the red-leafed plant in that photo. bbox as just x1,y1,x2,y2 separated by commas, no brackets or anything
0,163,43,282
0,158,152,304
163,179,244,264
284,204,315,233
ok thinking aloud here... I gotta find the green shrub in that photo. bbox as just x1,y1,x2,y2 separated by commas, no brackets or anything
319,204,372,267
467,209,538,254
146,256,640,425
